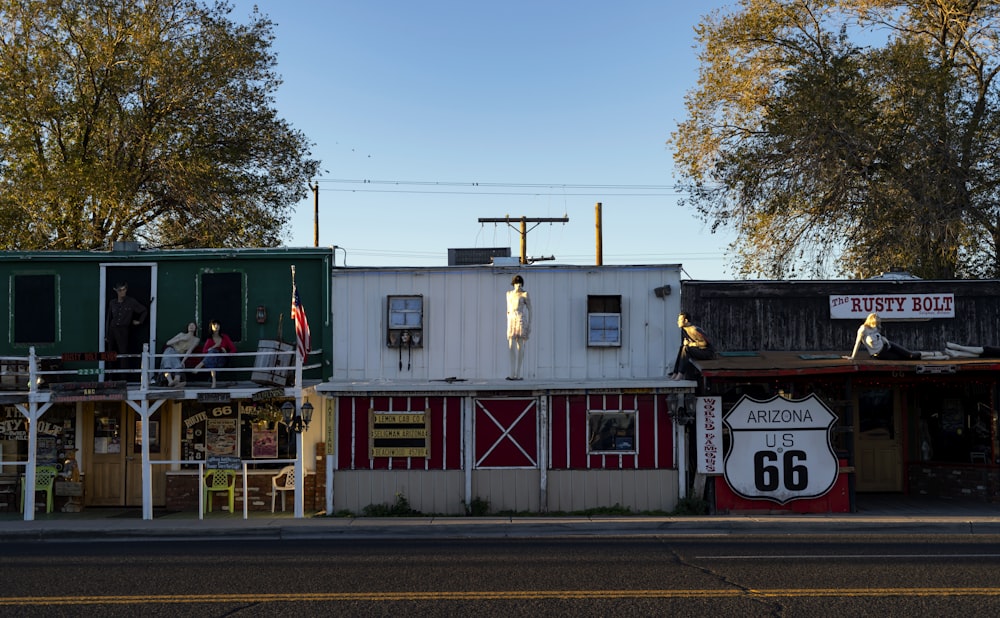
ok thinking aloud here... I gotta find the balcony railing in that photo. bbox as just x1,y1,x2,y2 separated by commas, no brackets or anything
0,343,324,393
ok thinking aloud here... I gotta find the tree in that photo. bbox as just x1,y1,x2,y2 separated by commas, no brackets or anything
0,0,319,250
671,0,1000,279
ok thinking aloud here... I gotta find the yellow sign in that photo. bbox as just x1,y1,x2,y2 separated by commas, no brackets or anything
370,447,427,458
369,408,430,459
371,429,428,439
373,413,425,424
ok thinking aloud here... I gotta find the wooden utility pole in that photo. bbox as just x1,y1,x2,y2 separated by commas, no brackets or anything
595,202,603,265
312,182,320,247
478,215,570,264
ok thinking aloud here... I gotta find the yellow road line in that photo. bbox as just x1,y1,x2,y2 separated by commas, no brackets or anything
3,588,1000,605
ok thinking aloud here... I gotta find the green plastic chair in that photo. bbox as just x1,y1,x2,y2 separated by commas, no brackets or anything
203,469,237,514
21,465,58,514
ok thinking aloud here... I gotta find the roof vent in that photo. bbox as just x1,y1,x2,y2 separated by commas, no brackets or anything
112,241,141,252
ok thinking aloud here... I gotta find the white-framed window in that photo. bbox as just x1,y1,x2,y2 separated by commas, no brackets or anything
587,409,636,453
587,295,621,347
386,295,423,347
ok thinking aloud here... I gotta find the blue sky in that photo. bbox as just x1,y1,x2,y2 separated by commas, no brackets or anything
231,1,735,279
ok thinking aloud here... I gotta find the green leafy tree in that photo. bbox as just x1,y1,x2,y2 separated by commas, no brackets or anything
672,0,1000,279
0,0,318,250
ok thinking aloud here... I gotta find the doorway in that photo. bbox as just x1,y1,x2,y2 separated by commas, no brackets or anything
101,264,157,380
83,402,170,506
854,387,903,492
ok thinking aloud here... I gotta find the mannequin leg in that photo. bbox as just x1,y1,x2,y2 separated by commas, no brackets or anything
514,341,525,379
947,342,985,354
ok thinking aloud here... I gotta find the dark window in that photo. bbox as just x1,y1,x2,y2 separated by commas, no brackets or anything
200,272,243,342
14,274,56,344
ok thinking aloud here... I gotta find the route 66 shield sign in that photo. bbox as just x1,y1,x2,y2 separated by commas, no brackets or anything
723,394,839,505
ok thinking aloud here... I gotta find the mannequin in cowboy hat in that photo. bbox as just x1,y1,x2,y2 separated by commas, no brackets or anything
105,281,147,376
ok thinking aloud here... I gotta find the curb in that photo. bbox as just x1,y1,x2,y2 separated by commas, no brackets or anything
4,516,1000,542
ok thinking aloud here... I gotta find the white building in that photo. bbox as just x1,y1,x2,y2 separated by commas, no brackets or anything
317,264,694,515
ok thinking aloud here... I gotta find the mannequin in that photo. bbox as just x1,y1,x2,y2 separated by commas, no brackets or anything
161,321,199,387
944,342,1000,358
670,312,715,380
506,275,531,380
195,320,235,388
845,313,945,360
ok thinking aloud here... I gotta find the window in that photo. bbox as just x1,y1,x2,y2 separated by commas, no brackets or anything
587,295,621,347
588,409,636,453
387,295,423,347
178,401,294,469
200,272,244,342
13,274,57,344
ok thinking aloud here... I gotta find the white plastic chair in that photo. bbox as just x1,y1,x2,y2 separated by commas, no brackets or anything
271,465,296,512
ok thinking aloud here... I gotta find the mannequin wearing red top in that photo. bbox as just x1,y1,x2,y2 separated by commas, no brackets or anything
194,320,235,387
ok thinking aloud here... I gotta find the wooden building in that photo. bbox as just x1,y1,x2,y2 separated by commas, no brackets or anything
316,264,692,515
0,245,331,519
682,278,1000,508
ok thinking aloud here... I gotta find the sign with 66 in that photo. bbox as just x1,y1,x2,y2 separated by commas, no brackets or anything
723,394,838,505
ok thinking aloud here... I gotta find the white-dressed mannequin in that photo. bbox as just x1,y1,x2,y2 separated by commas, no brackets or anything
506,275,531,380
161,321,200,387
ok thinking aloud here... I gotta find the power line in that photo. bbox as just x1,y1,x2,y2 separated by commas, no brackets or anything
326,188,685,197
317,178,682,190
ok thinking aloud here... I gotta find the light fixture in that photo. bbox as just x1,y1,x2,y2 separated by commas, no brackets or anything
256,305,267,324
281,400,314,433
667,393,697,425
653,285,671,298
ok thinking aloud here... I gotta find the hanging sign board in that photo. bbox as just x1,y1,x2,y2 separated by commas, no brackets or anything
829,294,954,319
206,455,242,470
723,394,838,505
50,381,127,402
696,396,723,474
61,351,117,362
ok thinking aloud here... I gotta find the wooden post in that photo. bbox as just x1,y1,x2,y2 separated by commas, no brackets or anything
312,182,319,247
595,202,603,265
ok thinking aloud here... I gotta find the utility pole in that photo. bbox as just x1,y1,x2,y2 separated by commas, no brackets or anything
478,215,570,264
595,202,603,266
311,182,320,247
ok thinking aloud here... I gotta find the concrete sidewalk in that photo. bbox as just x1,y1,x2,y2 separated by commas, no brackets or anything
2,497,1000,542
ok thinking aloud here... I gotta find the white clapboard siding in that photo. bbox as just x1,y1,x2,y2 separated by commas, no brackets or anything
331,264,682,381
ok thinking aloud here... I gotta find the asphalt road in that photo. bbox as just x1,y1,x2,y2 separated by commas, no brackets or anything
4,534,1000,616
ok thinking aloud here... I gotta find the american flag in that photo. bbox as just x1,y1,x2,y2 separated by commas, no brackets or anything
291,280,311,363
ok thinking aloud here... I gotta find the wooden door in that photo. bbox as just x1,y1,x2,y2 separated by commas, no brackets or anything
86,402,127,506
85,402,170,506
854,388,903,492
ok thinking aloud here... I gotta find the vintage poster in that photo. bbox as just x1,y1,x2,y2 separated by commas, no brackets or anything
251,427,278,458
205,418,238,456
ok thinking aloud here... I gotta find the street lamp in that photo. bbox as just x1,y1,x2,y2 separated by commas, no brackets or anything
281,401,314,433
279,400,313,519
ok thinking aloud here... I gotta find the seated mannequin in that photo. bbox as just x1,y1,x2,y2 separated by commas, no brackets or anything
194,320,235,388
161,321,200,387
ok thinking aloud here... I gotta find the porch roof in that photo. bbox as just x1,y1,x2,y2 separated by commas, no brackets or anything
315,377,695,397
692,351,1000,379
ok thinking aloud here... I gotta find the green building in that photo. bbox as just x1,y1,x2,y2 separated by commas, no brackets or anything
0,244,332,519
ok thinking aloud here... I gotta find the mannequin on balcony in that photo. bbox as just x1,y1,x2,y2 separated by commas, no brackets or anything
194,320,235,388
161,321,200,387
